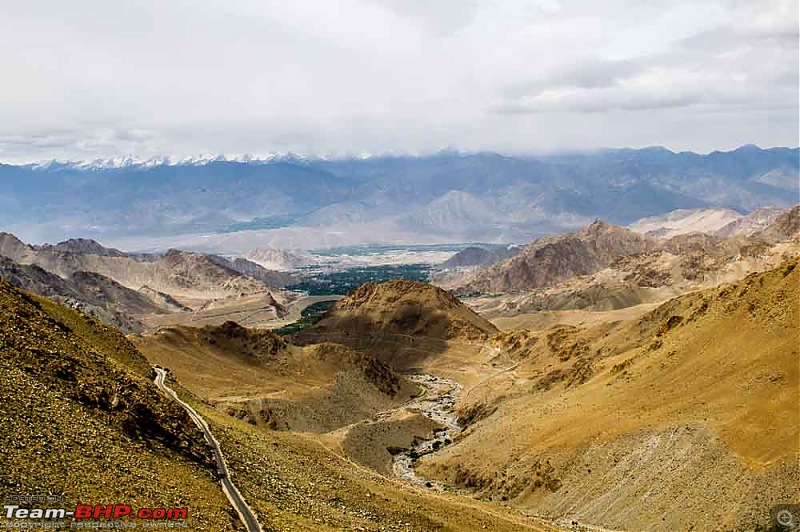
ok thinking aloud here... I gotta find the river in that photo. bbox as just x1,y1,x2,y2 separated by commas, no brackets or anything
391,374,463,489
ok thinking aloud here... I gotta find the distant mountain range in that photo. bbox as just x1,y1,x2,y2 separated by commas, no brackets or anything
443,205,799,300
1,145,797,252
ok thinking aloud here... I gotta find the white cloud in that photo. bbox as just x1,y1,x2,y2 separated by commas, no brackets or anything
0,0,796,162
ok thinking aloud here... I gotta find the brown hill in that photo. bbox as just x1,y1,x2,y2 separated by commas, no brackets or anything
0,233,284,301
0,231,36,262
454,215,799,319
0,278,236,530
418,258,800,531
213,255,296,288
0,256,166,332
153,249,268,295
133,321,417,433
39,237,128,256
441,245,521,269
295,279,498,368
459,220,658,295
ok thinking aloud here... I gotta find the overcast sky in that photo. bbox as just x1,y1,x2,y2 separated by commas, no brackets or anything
0,0,797,162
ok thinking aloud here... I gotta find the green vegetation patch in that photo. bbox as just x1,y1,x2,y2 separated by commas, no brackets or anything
274,300,336,336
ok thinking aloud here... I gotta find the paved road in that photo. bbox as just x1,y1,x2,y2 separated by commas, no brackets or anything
153,367,263,532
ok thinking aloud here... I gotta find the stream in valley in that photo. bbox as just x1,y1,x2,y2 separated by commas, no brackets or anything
391,374,463,489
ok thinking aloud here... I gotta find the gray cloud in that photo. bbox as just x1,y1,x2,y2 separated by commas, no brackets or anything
491,0,798,117
371,0,482,35
502,58,649,98
0,0,796,163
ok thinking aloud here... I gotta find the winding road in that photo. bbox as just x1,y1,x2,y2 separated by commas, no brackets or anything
153,367,263,532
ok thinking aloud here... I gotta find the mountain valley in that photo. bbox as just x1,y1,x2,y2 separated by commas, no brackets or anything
0,195,797,531
4,0,800,528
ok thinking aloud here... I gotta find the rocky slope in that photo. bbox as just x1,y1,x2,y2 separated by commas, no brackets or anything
0,256,165,332
222,256,295,287
0,232,37,262
458,220,659,295
716,206,787,237
0,233,286,300
150,249,269,296
0,279,237,530
38,237,129,256
750,204,800,243
453,211,800,314
628,205,795,240
295,279,498,368
138,285,192,312
419,258,800,531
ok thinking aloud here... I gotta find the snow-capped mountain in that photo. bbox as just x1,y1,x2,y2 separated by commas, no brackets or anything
2,146,797,252
25,153,308,171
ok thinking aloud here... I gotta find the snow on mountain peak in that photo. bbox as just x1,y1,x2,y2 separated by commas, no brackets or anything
26,153,292,171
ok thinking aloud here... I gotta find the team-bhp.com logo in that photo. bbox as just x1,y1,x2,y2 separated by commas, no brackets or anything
3,502,189,529
4,505,188,520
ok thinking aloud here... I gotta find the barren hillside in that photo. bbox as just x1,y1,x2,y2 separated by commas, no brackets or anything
459,220,658,295
0,233,283,300
134,321,418,433
0,256,163,332
419,258,800,531
0,279,237,530
295,279,498,368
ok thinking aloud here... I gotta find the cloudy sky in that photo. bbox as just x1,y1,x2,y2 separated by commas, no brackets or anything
0,0,797,162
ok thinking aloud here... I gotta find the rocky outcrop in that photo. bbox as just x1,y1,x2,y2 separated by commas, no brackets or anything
459,221,658,294
716,207,787,237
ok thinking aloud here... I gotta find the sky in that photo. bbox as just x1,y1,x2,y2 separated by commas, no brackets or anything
0,0,797,163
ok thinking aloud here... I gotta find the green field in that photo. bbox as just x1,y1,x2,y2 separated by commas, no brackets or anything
287,263,431,296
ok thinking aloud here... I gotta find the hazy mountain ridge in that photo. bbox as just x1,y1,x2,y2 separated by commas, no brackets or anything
3,146,797,250
441,245,522,269
716,207,787,237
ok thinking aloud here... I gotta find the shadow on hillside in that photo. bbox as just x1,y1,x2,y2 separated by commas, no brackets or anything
291,310,455,371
